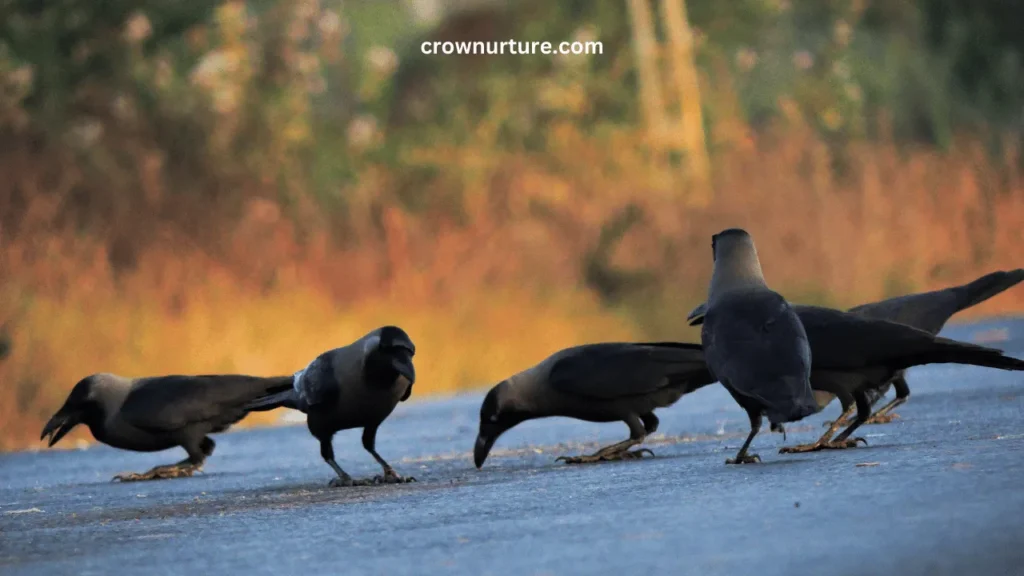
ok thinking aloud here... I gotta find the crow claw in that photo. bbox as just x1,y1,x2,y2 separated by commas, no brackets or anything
377,470,416,484
557,447,655,465
780,438,866,453
864,412,901,425
725,453,761,465
112,464,199,482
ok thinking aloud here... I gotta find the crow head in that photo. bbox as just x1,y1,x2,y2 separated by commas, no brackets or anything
473,381,529,469
41,375,104,447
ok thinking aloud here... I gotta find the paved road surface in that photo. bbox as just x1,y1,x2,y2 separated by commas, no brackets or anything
2,318,1024,576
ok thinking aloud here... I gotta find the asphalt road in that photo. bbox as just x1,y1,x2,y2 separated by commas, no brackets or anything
2,318,1024,576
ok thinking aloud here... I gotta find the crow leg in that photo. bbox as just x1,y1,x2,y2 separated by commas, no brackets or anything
362,425,415,484
863,376,909,424
832,390,875,444
200,436,216,457
112,438,211,482
318,436,367,487
557,414,654,464
864,399,905,424
640,412,659,435
830,380,898,426
824,403,858,429
726,406,762,464
781,390,869,453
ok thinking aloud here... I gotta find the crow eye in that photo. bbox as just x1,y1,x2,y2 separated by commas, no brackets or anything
489,415,499,423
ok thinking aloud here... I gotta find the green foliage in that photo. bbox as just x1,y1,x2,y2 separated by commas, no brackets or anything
1,0,1023,254
921,0,1024,133
383,0,1024,152
0,0,216,128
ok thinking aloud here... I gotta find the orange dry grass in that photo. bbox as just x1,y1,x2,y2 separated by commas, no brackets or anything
541,119,1024,311
3,124,1024,453
682,128,1024,310
0,248,636,451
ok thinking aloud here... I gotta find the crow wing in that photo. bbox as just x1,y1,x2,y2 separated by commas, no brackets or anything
847,292,960,335
848,269,1024,335
546,342,713,400
795,305,1020,371
120,374,292,433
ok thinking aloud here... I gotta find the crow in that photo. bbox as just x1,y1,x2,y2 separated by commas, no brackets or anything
473,341,714,468
687,269,1024,425
700,228,819,464
773,305,1024,453
842,268,1024,423
245,326,417,487
41,373,293,481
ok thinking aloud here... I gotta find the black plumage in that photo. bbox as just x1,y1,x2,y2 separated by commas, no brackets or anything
40,373,293,481
843,269,1024,423
688,269,1024,426
473,341,714,468
777,306,1024,453
245,326,417,487
700,228,819,464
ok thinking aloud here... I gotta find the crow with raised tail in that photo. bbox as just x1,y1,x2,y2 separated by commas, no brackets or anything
246,326,417,487
687,268,1024,426
841,268,1024,424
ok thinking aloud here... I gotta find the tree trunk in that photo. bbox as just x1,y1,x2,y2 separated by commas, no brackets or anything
661,0,711,206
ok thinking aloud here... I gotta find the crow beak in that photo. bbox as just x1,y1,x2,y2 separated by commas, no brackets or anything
41,410,80,448
390,353,416,386
686,303,707,326
474,433,496,469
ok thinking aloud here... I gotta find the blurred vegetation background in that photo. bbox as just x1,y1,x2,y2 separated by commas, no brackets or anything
1,0,1022,450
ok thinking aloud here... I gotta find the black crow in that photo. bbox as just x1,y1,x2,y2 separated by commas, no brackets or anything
687,269,1024,425
842,268,1024,423
41,373,293,481
700,228,819,464
774,305,1024,453
473,341,714,468
245,326,417,487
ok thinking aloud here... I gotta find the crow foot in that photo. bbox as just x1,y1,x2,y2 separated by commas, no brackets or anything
725,453,761,465
779,437,867,453
556,447,655,465
371,468,416,484
112,464,200,482
864,412,901,425
328,476,364,488
329,470,416,488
